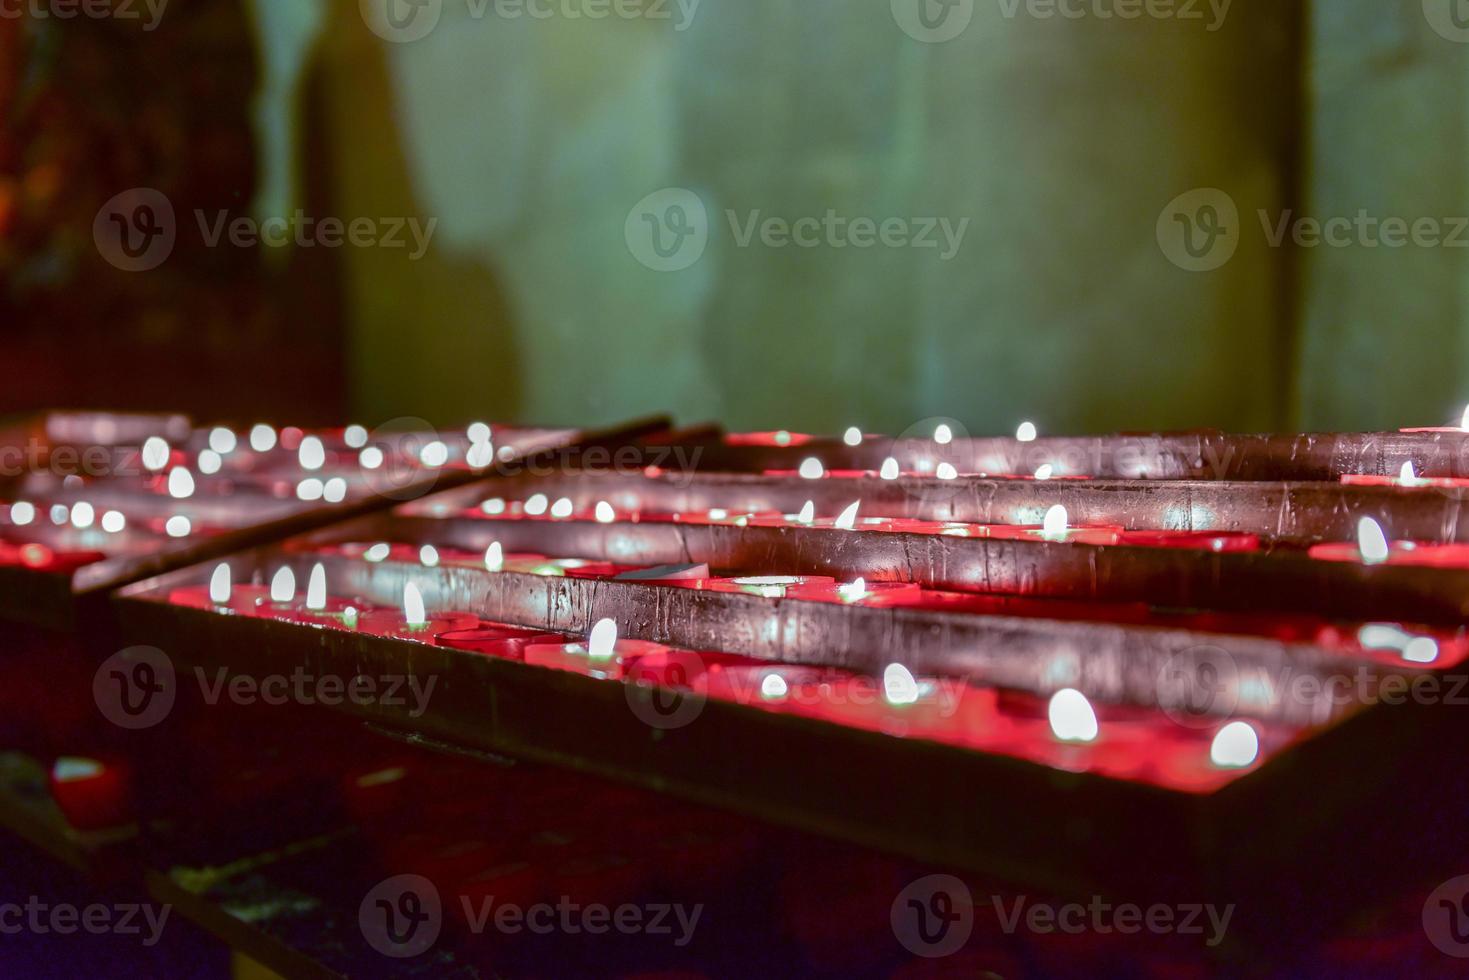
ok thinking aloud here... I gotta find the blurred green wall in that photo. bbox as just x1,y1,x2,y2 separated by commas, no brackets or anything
252,0,1467,434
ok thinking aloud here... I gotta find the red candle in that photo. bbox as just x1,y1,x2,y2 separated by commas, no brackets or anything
1115,529,1261,552
49,756,133,831
523,619,670,679
437,623,571,661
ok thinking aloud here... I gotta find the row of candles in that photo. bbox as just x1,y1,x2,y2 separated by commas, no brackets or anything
172,556,1271,792
0,421,519,571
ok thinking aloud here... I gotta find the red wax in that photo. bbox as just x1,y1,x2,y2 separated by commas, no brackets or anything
523,638,671,679
356,609,481,641
1308,541,1469,568
0,541,107,573
437,623,570,660
704,575,836,599
1341,474,1469,489
783,579,925,607
982,523,1123,545
724,430,816,447
49,757,133,831
1115,530,1261,552
168,583,275,615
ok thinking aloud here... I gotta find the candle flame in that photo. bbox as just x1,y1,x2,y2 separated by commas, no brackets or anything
420,441,449,467
101,510,125,533
1404,636,1440,663
209,564,231,605
364,543,390,563
843,427,862,447
299,436,326,471
141,437,169,471
797,500,815,524
837,577,869,603
1461,404,1469,430
1042,504,1069,539
834,500,861,530
404,582,427,627
467,422,492,444
1357,517,1390,564
466,441,494,469
799,458,825,480
481,498,507,516
550,497,574,519
9,501,34,526
165,515,191,538
595,501,616,524
934,423,953,445
485,541,504,572
1034,464,1054,481
306,563,327,611
883,664,921,706
525,494,549,516
198,449,222,475
208,427,237,454
70,501,95,529
167,467,195,499
936,462,958,480
296,478,324,502
880,458,900,480
1048,688,1099,743
360,447,384,470
323,478,348,503
50,504,69,525
588,618,618,660
249,424,277,452
344,424,369,449
270,566,296,603
1209,721,1259,769
1016,421,1038,442
760,673,789,699
419,544,440,567
1399,461,1418,483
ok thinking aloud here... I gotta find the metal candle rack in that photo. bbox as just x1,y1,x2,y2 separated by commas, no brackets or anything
0,414,667,630
111,451,1469,919
680,428,1469,481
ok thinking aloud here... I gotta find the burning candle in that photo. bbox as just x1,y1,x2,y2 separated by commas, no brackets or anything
141,437,170,471
842,427,863,447
357,582,478,639
880,458,900,480
799,458,825,480
167,467,195,499
249,424,278,452
1209,721,1260,769
524,618,669,678
1048,689,1099,743
1016,421,1038,442
210,563,232,605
